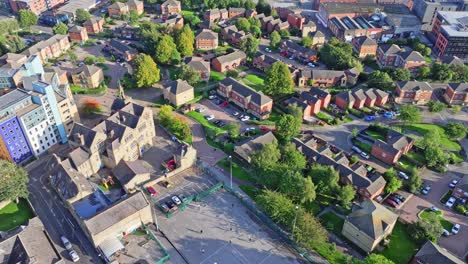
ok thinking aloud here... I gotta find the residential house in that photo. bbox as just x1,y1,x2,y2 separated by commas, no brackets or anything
395,50,428,73
68,25,89,44
302,21,317,37
108,0,144,17
284,87,331,118
260,16,274,30
252,52,278,72
186,57,210,81
161,0,181,15
411,241,465,264
443,83,468,105
245,9,257,18
371,130,414,164
335,90,355,109
266,19,289,33
453,176,468,199
228,7,246,19
113,24,140,39
311,31,326,47
218,77,273,119
221,25,249,47
106,39,138,61
352,36,377,58
22,34,71,64
163,79,195,107
395,81,434,104
342,199,398,252
287,13,305,30
280,40,317,63
162,15,184,29
204,8,229,21
196,29,219,50
351,88,367,109
377,44,428,72
70,65,104,89
83,17,105,34
212,50,246,72
297,69,347,87
234,131,276,163
364,88,389,107
441,55,464,67
376,44,401,68
113,160,150,193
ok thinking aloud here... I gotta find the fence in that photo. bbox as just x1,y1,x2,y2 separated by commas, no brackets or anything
144,224,170,264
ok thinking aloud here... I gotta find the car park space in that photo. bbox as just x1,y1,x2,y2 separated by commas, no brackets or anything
194,99,255,131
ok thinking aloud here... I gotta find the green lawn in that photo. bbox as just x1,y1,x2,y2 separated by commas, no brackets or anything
398,124,461,151
396,156,417,173
181,10,196,16
312,241,348,264
239,185,259,200
316,112,334,124
354,140,372,153
0,199,34,231
217,158,255,183
70,83,107,95
381,222,419,264
210,71,226,81
241,74,265,91
319,212,344,234
186,111,226,135
420,209,454,230
405,151,426,164
366,130,386,141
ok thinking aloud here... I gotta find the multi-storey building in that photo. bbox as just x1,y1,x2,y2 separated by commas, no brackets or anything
413,0,460,31
22,35,71,64
376,44,428,72
161,0,181,16
84,17,105,34
69,65,104,89
108,0,144,17
329,16,382,41
280,40,317,63
394,81,434,104
195,29,219,50
352,36,378,58
443,83,468,105
432,11,468,61
8,0,64,14
68,26,89,44
204,8,229,22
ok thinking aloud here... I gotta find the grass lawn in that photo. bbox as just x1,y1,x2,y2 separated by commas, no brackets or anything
181,10,195,16
210,71,226,81
405,151,426,164
0,199,34,231
381,222,419,264
354,140,372,153
343,116,353,123
241,74,265,91
399,124,461,151
312,242,348,264
366,130,386,141
396,156,417,173
186,111,226,135
217,158,255,183
316,112,334,124
420,209,454,230
70,84,107,95
319,212,344,234
239,185,259,200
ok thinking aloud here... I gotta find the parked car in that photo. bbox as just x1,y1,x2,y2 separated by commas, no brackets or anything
442,229,450,237
449,179,459,188
196,107,206,113
166,201,176,209
352,146,362,154
452,224,460,234
421,185,431,195
360,152,370,159
146,186,158,196
205,115,214,120
179,194,188,203
265,47,272,53
307,62,315,68
172,195,182,205
445,197,456,208
364,116,376,122
389,196,402,204
161,181,172,188
393,193,406,202
383,112,395,118
398,171,409,180
232,111,240,116
208,95,217,100
69,250,80,262
385,199,398,208
160,203,170,213
213,120,221,125
430,206,439,212
241,116,250,122
61,236,72,250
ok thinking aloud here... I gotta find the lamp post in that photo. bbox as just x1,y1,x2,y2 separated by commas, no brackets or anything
228,155,233,189
291,206,299,241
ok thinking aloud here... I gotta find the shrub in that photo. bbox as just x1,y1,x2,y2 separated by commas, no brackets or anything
428,101,446,112
455,205,467,215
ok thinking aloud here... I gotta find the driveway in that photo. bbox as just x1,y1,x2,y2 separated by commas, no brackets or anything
400,163,468,258
194,99,251,130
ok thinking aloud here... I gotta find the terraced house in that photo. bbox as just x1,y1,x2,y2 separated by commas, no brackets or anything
218,77,273,119
371,130,414,165
394,81,434,104
212,50,246,72
443,83,468,105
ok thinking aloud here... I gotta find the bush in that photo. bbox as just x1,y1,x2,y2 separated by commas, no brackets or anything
455,205,467,215
226,70,239,78
428,101,446,112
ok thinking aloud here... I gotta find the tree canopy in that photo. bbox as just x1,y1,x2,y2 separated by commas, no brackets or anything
17,10,38,28
398,105,422,123
155,35,178,64
445,122,467,140
308,164,340,196
240,35,260,59
264,61,294,96
0,160,29,203
270,31,281,49
275,114,301,142
134,54,161,88
75,8,91,24
367,71,394,91
53,22,68,35
179,64,201,85
176,25,194,57
319,38,362,70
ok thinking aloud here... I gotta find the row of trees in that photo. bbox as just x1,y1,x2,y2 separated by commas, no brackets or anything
158,105,192,142
418,63,468,82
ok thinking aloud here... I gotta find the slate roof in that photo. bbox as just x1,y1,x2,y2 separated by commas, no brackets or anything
164,79,194,95
83,16,104,26
51,158,94,200
346,199,398,239
354,36,377,47
336,91,355,103
187,58,210,72
214,50,246,64
441,55,464,66
69,123,98,149
71,65,102,77
254,52,278,65
309,87,330,99
229,7,246,13
23,35,68,56
365,88,388,99
108,39,137,54
352,89,366,101
397,81,433,92
161,0,180,6
84,192,149,235
196,29,218,40
69,25,85,33
312,30,325,38
285,97,310,110
378,44,401,55
311,69,346,79
113,160,149,185
373,129,413,156
108,1,126,9
235,131,276,160
447,83,468,93
69,147,91,168
281,40,316,55
299,91,320,104
220,77,272,106
0,89,30,111
415,241,464,264
398,50,425,62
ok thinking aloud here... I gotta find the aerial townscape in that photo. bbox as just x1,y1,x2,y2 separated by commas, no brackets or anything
0,0,467,263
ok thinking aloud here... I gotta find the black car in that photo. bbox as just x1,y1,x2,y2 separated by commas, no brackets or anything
393,194,406,202
213,120,221,125
166,201,176,209
388,196,402,204
217,121,226,127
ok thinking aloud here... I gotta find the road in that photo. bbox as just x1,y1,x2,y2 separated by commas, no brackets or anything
26,157,102,264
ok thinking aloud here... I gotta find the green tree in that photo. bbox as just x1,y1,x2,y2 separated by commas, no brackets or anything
445,122,467,140
256,0,272,16
418,66,431,79
250,26,262,38
240,35,260,59
367,71,394,90
428,101,446,112
75,8,91,24
384,167,397,180
176,25,194,57
425,145,448,168
351,128,359,138
155,35,177,64
319,38,361,70
293,208,328,247
279,29,290,38
279,170,316,204
225,122,240,138
301,36,313,48
264,61,294,96
399,105,422,123
270,31,281,49
362,254,395,264
337,185,355,207
236,17,251,31
431,63,453,82
450,64,468,82
183,14,201,28
409,214,443,243
256,189,296,226
52,22,68,34
0,160,29,203
129,10,139,24
407,168,422,193
179,64,201,85
287,103,303,121
134,53,161,88
69,52,78,62
97,56,106,63
245,0,256,9
17,10,38,28
275,114,301,142
390,68,411,81
84,55,96,65
309,164,339,196
158,105,173,126
385,177,402,194
251,140,281,169
281,143,306,171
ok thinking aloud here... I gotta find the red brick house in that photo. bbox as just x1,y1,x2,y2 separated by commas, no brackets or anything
128,0,144,15
218,77,273,119
186,57,210,81
252,52,278,72
371,130,414,164
196,29,218,50
352,36,377,59
335,91,355,110
221,25,249,47
83,17,105,34
228,7,246,19
280,40,317,63
211,50,246,72
364,88,389,107
108,2,127,17
395,50,428,73
297,69,347,87
395,81,434,104
287,13,305,29
443,83,468,105
106,39,138,61
284,87,331,118
376,44,401,68
453,176,468,199
161,0,181,15
352,89,367,109
68,25,88,44
260,16,274,30
204,8,228,22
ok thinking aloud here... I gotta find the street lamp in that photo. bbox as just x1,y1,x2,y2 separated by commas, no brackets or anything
228,155,233,189
291,206,299,241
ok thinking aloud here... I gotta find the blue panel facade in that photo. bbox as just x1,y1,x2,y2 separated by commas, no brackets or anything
0,116,33,163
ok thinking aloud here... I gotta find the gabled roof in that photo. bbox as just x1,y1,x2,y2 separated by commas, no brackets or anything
441,55,464,66
336,91,355,103
214,50,246,64
285,97,310,110
161,0,180,7
398,50,425,62
69,147,91,168
127,0,142,7
354,36,377,47
229,7,246,12
365,88,388,99
108,39,138,54
196,29,218,40
352,88,366,101
415,241,464,264
312,30,325,38
378,43,401,54
220,77,272,106
108,1,126,9
113,160,150,185
447,82,468,93
71,65,102,77
309,87,330,99
346,199,398,239
164,79,194,95
235,131,276,159
69,25,85,33
253,52,278,65
187,58,210,72
397,81,433,92
373,129,413,155
303,21,316,28
281,40,316,55
311,69,346,79
83,16,104,26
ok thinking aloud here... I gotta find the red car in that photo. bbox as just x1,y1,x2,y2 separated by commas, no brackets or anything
147,186,158,196
220,101,228,107
385,199,398,208
280,52,287,57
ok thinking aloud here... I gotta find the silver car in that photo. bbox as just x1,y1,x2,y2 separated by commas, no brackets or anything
69,250,80,262
60,236,72,250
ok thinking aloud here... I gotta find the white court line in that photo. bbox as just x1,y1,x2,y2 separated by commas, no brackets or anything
199,242,230,264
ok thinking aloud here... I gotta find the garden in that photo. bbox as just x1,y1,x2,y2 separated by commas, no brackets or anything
0,199,34,231
380,222,419,264
241,74,265,91
419,209,454,231
398,124,461,152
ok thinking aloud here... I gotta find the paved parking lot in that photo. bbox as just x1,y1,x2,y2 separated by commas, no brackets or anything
194,99,254,131
157,187,306,264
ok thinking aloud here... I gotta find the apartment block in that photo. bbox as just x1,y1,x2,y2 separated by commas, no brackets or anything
284,87,331,118
352,36,377,58
394,81,434,104
69,65,104,89
22,35,71,64
161,0,181,16
432,11,468,61
196,29,219,50
371,130,414,164
443,83,468,105
8,0,64,14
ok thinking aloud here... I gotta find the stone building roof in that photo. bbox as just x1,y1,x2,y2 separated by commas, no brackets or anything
415,241,464,264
